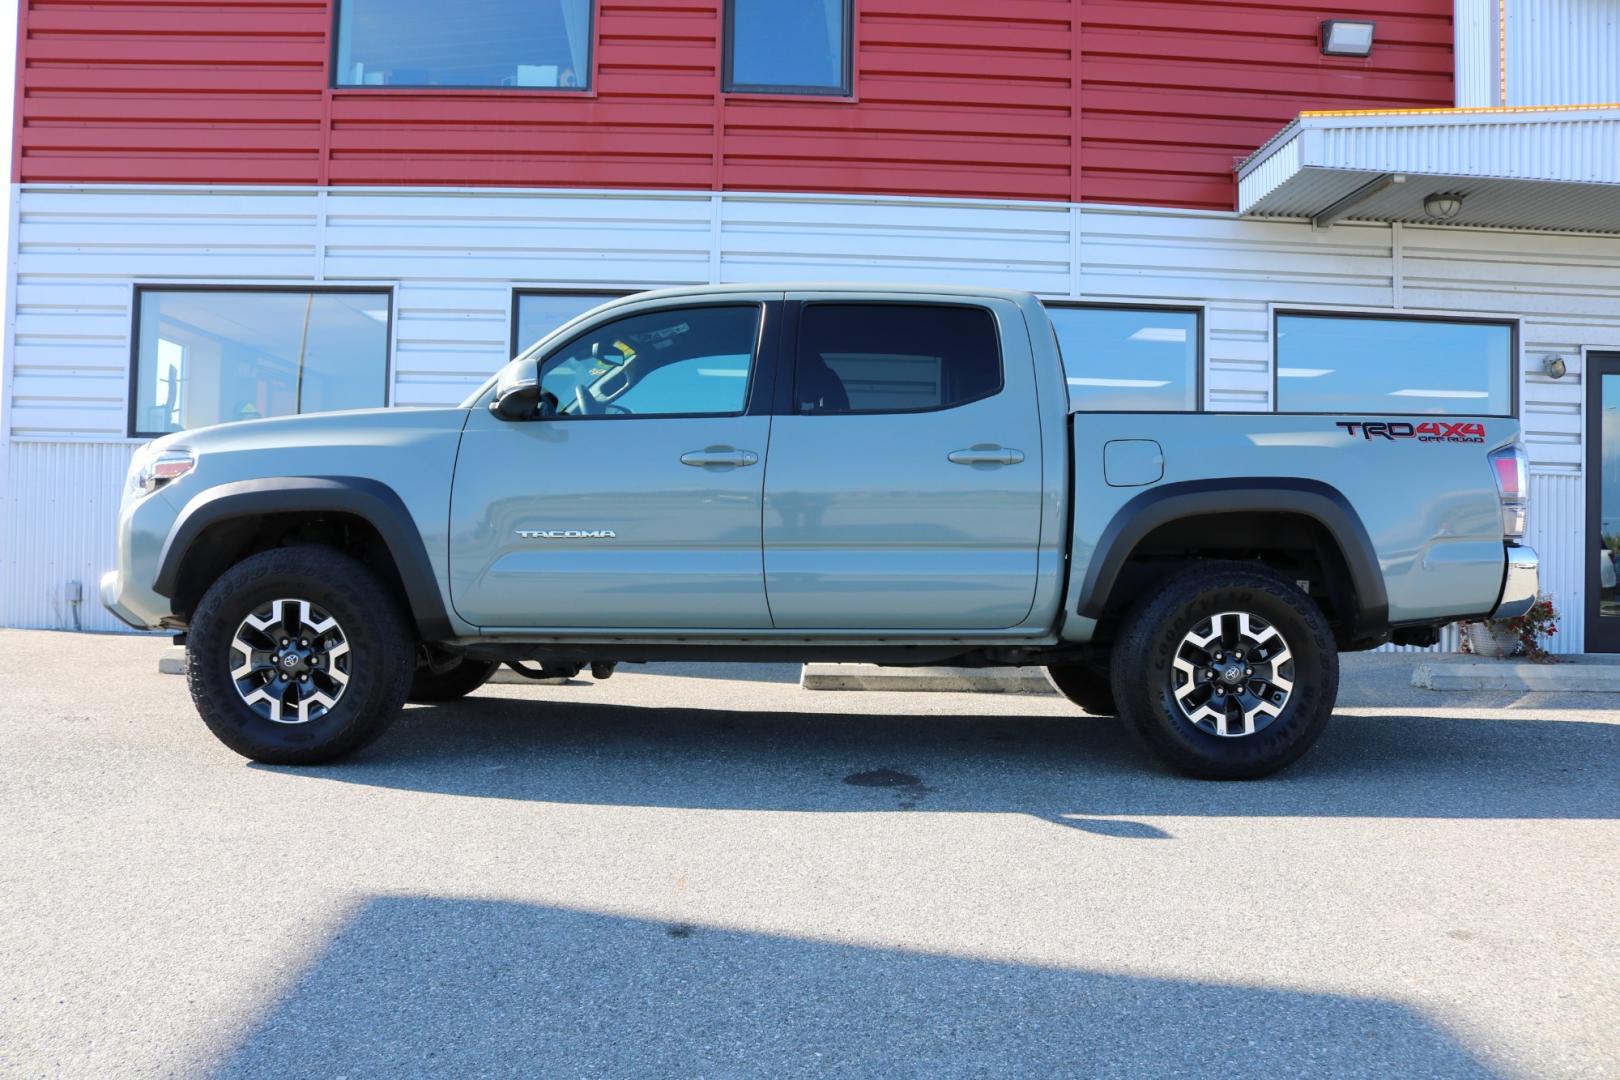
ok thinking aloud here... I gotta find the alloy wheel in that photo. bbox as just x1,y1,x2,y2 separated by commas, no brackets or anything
1169,611,1295,737
229,599,352,724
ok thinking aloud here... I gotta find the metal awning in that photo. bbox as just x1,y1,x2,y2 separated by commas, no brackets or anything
1237,105,1620,233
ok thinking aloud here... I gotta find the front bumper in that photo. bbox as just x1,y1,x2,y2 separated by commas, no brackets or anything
100,487,185,631
101,569,165,630
1490,543,1540,620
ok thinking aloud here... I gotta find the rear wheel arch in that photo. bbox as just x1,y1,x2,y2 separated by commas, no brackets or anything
1076,479,1388,642
155,477,456,640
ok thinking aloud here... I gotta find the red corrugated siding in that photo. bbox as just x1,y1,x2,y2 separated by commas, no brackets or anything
1078,0,1456,210
14,0,1455,209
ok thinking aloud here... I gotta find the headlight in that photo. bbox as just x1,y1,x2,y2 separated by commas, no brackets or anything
125,447,195,506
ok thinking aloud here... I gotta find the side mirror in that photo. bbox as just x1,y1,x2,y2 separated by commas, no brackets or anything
489,358,544,421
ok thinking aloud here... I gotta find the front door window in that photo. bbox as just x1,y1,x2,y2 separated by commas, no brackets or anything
538,305,761,418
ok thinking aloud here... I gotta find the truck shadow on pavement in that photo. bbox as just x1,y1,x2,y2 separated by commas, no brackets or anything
212,896,1502,1080
259,695,1620,832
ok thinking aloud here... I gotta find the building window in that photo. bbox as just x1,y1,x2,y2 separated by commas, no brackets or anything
1047,305,1201,412
794,303,1001,414
512,291,627,357
131,289,391,437
725,0,852,96
1276,313,1514,416
334,0,594,90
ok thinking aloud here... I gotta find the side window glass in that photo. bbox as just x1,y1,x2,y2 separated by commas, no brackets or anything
1047,306,1200,412
1276,314,1513,416
795,304,1001,414
538,305,760,417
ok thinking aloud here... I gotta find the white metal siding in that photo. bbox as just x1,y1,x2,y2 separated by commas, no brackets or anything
2,185,1615,650
1,440,141,633
1505,0,1620,107
1454,0,1501,108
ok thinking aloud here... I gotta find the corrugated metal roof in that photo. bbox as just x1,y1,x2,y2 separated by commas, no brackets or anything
1237,106,1620,233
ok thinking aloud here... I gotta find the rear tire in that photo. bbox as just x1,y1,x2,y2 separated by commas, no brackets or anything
409,657,500,702
1110,561,1338,780
187,545,415,765
1045,663,1117,716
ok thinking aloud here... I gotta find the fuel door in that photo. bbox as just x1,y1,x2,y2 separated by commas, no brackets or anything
1104,439,1164,488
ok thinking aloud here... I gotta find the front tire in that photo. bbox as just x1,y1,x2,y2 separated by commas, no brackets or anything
1111,561,1338,780
187,545,415,765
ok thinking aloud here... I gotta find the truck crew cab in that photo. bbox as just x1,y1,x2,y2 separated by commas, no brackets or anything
103,285,1539,778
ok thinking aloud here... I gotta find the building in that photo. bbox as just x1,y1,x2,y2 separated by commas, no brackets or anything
0,0,1616,651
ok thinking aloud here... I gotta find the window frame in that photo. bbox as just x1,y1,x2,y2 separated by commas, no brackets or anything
510,288,633,359
532,300,776,422
722,0,855,97
788,299,1005,417
330,0,599,92
1042,300,1206,415
1271,307,1520,419
127,284,395,439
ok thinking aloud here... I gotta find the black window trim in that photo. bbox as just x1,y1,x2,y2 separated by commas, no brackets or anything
1271,307,1520,419
510,288,633,359
1041,300,1206,415
1586,350,1620,653
788,298,1006,417
128,284,395,440
330,0,598,92
722,0,854,97
531,299,778,422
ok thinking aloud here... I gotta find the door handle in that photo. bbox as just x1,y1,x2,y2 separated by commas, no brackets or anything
947,446,1025,466
680,447,759,468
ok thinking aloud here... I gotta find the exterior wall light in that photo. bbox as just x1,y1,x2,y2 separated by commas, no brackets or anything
1544,356,1567,379
1320,20,1375,57
1423,192,1466,220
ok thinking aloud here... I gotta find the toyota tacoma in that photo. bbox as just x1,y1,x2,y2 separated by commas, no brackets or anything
103,284,1539,778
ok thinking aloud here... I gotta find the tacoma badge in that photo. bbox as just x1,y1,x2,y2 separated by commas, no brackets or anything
517,529,617,539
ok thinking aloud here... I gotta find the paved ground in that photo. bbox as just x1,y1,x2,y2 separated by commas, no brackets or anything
1,630,1617,1079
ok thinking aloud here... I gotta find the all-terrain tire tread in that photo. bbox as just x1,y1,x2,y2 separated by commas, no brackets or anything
1110,560,1338,780
186,545,415,764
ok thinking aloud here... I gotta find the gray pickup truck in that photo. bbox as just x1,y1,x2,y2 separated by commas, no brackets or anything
103,284,1538,778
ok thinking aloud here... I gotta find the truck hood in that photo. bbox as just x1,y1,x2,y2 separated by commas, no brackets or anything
153,406,474,456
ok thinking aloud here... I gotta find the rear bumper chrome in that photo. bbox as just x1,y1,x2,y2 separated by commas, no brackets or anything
1491,544,1540,620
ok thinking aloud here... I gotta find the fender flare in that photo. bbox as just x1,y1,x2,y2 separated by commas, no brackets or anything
1075,477,1389,634
153,476,456,640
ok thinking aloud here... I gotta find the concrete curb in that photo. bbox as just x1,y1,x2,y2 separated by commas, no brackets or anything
800,664,1057,694
158,645,186,674
1412,657,1620,692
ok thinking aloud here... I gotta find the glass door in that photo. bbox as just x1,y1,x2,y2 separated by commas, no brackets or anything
1589,353,1620,653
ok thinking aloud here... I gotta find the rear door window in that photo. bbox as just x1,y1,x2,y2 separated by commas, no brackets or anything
794,303,1002,414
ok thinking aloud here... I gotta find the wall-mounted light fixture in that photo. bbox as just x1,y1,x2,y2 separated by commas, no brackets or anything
1320,20,1376,57
1543,356,1568,379
1423,192,1466,220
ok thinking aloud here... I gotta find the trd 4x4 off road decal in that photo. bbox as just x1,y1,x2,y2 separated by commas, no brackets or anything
1336,421,1487,444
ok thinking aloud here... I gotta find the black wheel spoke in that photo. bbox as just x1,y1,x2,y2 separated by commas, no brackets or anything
230,599,351,725
1170,611,1295,738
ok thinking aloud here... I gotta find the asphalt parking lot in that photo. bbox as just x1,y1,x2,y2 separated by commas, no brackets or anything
1,629,1616,1078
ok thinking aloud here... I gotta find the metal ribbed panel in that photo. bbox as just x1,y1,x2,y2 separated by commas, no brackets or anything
1,441,140,632
1453,0,1500,107
1526,472,1587,652
1506,0,1620,107
1240,108,1620,228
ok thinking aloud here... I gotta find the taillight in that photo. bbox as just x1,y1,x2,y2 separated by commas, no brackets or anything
1488,443,1528,540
